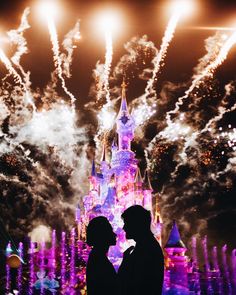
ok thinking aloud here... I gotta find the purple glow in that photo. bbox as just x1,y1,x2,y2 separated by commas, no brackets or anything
49,229,56,279
191,237,201,293
222,245,232,294
29,241,35,295
60,231,66,290
69,228,76,293
231,249,236,291
201,236,214,293
17,242,23,292
5,242,11,292
40,241,45,295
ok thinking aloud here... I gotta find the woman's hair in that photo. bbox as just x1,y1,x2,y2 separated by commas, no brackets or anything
86,216,113,247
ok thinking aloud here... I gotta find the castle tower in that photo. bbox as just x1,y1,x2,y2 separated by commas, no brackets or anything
142,170,153,211
116,81,134,151
100,141,109,177
134,168,143,206
89,160,99,192
110,82,137,208
164,221,189,291
111,81,137,176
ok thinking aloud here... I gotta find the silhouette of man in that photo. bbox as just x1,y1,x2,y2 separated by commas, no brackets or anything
86,216,118,295
118,205,164,295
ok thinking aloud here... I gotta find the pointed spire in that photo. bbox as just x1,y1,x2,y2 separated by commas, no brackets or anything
134,168,143,184
111,136,118,149
119,79,129,113
143,170,153,191
165,220,186,249
109,173,116,187
103,186,116,207
101,143,106,162
91,159,96,176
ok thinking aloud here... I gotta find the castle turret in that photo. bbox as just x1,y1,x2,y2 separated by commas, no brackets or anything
142,170,153,211
116,81,135,151
83,160,100,213
89,160,99,193
111,82,137,177
134,168,143,205
165,221,189,291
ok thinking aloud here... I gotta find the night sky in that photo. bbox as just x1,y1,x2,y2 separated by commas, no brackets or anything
0,0,236,254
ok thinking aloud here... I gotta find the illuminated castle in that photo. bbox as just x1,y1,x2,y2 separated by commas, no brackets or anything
76,82,162,259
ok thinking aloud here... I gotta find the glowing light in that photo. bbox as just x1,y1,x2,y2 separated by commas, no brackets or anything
170,0,195,17
38,1,59,19
95,10,122,34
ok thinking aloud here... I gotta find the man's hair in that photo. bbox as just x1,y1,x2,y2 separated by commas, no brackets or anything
121,205,152,229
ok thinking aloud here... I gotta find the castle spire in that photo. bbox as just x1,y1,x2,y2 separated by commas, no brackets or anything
165,220,186,248
119,79,129,114
116,81,135,151
91,159,96,176
101,144,106,162
143,170,153,191
111,135,118,150
101,137,107,162
134,167,143,184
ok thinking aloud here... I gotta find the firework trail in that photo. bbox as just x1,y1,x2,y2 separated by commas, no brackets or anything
7,7,31,86
92,27,114,152
0,48,25,88
118,36,158,128
45,12,77,107
145,11,180,98
132,11,181,127
1,64,34,117
201,83,236,134
94,24,113,103
104,30,113,102
61,21,81,78
166,31,236,124
0,47,34,109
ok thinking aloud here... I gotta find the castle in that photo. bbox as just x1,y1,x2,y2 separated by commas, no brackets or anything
76,83,162,259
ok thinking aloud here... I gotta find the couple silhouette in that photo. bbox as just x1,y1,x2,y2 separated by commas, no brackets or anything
86,205,164,295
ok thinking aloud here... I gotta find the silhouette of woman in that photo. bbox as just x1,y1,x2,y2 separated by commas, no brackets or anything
86,216,117,295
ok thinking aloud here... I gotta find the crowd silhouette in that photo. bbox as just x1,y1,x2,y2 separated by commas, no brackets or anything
86,205,164,295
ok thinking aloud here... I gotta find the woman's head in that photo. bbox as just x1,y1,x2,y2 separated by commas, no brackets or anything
86,216,116,248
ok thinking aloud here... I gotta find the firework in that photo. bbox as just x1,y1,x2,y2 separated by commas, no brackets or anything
39,1,77,107
167,31,236,124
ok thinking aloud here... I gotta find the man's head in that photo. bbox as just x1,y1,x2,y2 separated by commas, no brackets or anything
121,205,152,241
